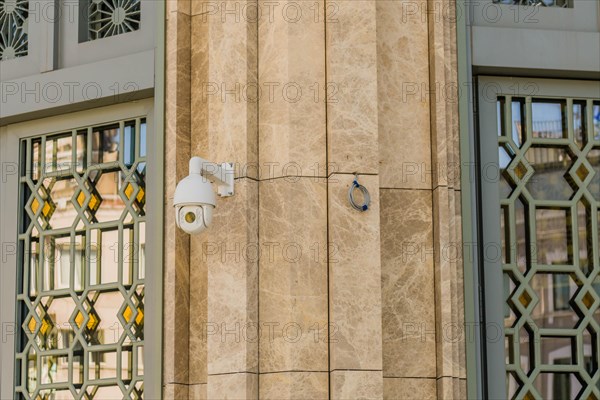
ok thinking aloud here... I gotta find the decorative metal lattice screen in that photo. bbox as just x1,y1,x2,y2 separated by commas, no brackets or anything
497,96,600,399
491,0,572,8
15,118,147,399
0,0,29,61
85,0,141,42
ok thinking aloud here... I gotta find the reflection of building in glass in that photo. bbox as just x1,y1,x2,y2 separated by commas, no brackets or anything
498,98,600,399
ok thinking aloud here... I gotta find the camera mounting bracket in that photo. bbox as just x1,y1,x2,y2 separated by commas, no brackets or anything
189,157,235,197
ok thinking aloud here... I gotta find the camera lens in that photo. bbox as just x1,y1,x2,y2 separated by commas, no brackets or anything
185,211,196,223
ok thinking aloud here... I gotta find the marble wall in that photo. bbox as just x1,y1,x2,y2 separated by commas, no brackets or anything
163,0,465,398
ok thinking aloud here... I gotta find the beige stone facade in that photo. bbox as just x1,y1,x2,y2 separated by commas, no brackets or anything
162,0,465,398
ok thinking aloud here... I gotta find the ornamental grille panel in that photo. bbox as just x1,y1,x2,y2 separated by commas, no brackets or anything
491,0,572,8
85,0,141,42
496,96,600,399
0,0,29,61
15,118,147,399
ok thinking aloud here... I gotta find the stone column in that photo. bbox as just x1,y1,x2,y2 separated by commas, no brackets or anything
257,0,329,397
326,0,384,397
428,0,466,397
190,1,260,398
376,1,438,399
163,0,191,397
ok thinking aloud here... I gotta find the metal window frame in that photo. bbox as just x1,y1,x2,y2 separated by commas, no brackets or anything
0,97,163,399
458,0,600,395
471,76,600,399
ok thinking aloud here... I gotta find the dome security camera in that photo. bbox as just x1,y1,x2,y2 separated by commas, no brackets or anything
174,157,234,234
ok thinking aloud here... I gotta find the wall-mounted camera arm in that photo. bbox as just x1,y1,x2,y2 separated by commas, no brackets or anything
189,156,235,197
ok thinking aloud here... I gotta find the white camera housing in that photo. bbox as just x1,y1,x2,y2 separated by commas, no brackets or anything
174,157,234,234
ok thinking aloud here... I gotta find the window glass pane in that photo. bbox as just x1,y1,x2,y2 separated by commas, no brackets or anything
532,99,567,139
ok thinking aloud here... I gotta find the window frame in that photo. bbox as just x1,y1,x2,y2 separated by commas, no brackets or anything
0,0,56,81
1,0,157,93
58,0,156,71
476,76,600,400
0,98,162,399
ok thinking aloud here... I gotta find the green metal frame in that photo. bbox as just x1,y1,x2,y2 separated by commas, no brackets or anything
0,0,165,397
477,77,600,399
458,1,600,398
457,0,484,397
0,97,163,399
145,0,165,397
15,117,148,399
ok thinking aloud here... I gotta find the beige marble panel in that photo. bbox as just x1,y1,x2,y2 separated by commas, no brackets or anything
326,1,379,175
191,0,207,16
380,189,436,378
189,12,208,390
164,9,191,386
428,0,448,190
258,0,327,179
259,177,328,373
163,383,189,399
436,376,459,400
450,10,461,192
433,186,455,380
188,1,261,395
191,14,209,158
377,0,431,190
205,179,259,376
383,377,436,400
189,383,207,400
460,378,467,399
193,1,258,180
189,231,208,385
328,174,383,371
331,370,383,400
427,4,465,396
207,372,258,399
167,0,190,15
260,372,328,399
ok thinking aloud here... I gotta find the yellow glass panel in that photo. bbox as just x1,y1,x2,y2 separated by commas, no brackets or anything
136,187,145,204
519,291,532,308
123,305,143,326
31,198,40,214
124,183,134,200
77,191,86,207
39,318,51,336
135,307,143,326
576,163,589,181
123,305,132,323
74,311,84,329
28,317,37,333
582,292,595,309
515,161,527,181
87,312,99,331
88,194,99,211
41,202,51,217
